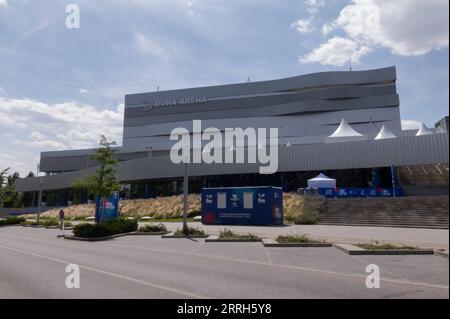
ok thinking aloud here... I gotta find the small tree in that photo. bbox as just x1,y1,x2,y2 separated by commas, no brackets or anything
0,168,10,208
74,135,120,201
0,169,23,208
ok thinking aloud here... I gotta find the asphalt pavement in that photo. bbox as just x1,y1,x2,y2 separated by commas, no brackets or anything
0,226,448,299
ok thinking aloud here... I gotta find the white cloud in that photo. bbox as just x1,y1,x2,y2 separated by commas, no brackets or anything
134,32,170,60
300,36,371,66
0,0,7,7
291,19,314,34
301,0,449,66
79,88,91,95
0,96,124,175
305,0,326,14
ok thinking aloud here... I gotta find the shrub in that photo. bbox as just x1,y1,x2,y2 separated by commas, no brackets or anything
64,221,73,228
218,228,258,240
43,218,59,227
174,226,205,236
73,218,138,238
283,194,323,224
277,234,313,243
138,223,167,233
0,216,25,226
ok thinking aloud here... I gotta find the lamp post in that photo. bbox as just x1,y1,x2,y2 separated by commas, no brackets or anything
37,177,43,224
182,146,190,233
281,141,292,191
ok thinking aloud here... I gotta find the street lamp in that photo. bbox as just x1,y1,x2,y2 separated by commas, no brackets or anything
37,177,43,224
182,145,190,233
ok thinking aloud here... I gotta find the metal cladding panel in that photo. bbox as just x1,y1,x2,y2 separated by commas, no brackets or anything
15,133,448,192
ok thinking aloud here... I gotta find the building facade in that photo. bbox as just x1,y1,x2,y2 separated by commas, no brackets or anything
14,67,449,206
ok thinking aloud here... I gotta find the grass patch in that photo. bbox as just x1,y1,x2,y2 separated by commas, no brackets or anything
218,228,259,240
356,241,417,251
43,218,59,227
276,234,323,243
283,194,323,225
173,226,205,236
138,223,167,233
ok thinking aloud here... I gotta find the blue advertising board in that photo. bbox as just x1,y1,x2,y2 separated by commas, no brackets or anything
318,188,403,198
95,191,120,223
201,186,283,226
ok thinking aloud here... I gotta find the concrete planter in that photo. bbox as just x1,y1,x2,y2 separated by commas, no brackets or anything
262,239,332,247
334,243,434,255
162,232,208,239
205,235,262,242
63,232,135,242
130,231,169,236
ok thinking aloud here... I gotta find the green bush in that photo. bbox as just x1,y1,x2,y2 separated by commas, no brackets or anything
218,228,258,240
73,218,138,238
43,218,59,227
0,216,25,226
174,226,205,236
64,221,73,228
277,234,313,243
138,223,167,233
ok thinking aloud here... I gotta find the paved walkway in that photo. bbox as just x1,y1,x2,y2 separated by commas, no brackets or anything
154,222,449,250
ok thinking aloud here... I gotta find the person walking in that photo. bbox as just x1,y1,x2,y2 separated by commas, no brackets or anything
59,209,65,230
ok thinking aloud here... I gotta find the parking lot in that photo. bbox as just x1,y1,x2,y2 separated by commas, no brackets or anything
0,226,448,299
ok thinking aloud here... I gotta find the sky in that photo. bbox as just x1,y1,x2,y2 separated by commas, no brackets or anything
0,0,449,176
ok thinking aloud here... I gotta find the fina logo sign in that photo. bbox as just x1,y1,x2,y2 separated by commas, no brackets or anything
143,96,208,111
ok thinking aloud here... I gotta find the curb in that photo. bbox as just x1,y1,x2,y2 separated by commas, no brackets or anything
161,232,209,239
333,243,434,255
434,250,449,259
129,231,169,236
205,235,262,242
62,232,133,242
262,238,332,247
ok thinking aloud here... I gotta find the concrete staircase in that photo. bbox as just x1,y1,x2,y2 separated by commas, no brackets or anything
319,196,449,229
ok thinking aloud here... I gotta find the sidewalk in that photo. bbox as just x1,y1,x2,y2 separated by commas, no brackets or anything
153,222,449,250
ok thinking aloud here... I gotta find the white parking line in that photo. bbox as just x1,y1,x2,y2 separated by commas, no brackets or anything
0,244,209,299
101,241,449,290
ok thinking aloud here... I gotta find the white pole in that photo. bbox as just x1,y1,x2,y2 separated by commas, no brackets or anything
183,162,188,232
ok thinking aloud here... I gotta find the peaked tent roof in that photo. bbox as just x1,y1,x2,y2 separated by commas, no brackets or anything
308,173,335,181
328,119,364,138
435,126,446,134
307,173,336,189
416,123,434,136
374,125,396,140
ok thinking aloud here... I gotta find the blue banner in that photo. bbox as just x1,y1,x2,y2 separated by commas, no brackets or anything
319,188,403,198
201,186,283,226
95,191,119,223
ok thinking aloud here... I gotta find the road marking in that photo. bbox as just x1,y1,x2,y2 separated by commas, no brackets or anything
0,244,208,299
263,246,274,264
1,230,448,290
101,241,449,290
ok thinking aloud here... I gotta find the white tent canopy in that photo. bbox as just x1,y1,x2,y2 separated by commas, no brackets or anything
326,119,367,143
375,125,396,140
329,119,364,138
307,173,336,189
416,123,434,136
435,126,446,134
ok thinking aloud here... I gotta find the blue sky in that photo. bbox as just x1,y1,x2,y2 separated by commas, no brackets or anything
0,0,449,175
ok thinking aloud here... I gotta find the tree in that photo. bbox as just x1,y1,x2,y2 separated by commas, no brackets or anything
74,135,120,200
0,169,23,208
0,168,10,208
